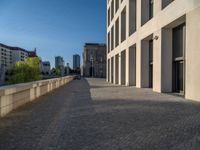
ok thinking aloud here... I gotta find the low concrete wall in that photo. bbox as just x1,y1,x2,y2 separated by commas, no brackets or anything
0,76,74,117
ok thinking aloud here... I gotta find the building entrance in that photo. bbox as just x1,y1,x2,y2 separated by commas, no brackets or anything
172,24,185,94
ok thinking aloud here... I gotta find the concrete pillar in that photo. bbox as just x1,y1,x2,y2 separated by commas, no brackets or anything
185,7,200,101
153,29,162,92
47,83,50,92
154,0,162,16
30,88,36,101
36,86,40,98
136,41,141,88
136,0,141,29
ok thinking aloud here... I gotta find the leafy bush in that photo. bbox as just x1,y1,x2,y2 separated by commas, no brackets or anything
7,57,42,84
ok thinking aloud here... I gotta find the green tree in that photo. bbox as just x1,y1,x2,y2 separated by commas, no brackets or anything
7,57,42,84
51,68,61,76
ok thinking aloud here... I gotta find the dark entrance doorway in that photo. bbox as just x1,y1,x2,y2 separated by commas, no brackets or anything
90,67,95,77
149,39,153,88
172,24,185,94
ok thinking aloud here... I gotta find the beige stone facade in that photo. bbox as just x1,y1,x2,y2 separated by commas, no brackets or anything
107,0,200,101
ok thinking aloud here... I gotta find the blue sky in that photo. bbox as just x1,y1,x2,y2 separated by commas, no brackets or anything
0,0,106,68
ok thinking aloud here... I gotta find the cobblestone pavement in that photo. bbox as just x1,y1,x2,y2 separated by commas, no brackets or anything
1,78,200,150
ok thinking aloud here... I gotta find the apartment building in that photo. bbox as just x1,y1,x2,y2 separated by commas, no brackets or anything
0,43,37,84
83,43,106,78
0,43,38,70
107,0,200,101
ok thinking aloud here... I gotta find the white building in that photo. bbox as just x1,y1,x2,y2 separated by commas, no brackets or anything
107,0,200,101
0,43,37,84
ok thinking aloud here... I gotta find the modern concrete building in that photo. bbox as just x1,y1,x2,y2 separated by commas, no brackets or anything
73,54,80,69
83,43,106,78
107,0,200,101
55,56,64,68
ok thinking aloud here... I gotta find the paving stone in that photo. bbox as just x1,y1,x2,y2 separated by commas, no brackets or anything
0,78,200,150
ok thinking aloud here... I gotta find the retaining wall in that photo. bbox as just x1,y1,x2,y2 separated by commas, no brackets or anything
0,76,74,117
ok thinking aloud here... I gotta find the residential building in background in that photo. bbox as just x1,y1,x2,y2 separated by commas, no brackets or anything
107,0,200,101
83,43,106,78
41,61,51,75
73,54,80,69
0,43,37,85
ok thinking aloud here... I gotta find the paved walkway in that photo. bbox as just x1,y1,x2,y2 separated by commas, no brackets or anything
1,78,200,150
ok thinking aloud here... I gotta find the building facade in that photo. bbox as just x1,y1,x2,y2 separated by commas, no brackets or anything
73,54,80,69
55,56,65,76
83,43,106,78
107,0,200,101
41,61,51,74
55,56,64,68
0,43,37,84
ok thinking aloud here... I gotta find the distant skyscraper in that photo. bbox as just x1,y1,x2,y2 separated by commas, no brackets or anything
55,56,64,68
73,54,80,69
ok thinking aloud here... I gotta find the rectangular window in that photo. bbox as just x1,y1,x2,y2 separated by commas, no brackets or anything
115,18,119,47
115,0,119,13
141,0,154,26
108,8,110,27
173,24,185,59
129,0,137,35
108,32,110,53
149,0,153,19
111,0,114,20
121,7,126,42
111,26,114,50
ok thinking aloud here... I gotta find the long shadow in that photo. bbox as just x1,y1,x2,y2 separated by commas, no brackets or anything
56,79,200,150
